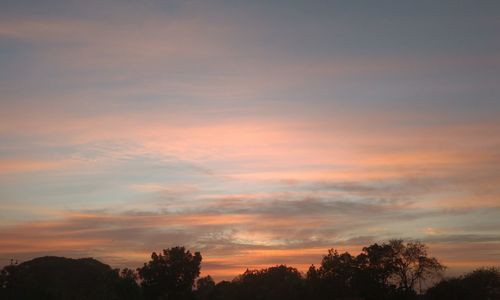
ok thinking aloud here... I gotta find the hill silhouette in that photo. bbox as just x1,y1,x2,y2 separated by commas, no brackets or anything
0,256,140,300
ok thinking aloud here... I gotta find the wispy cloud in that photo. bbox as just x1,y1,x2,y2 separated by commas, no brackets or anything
1,0,499,280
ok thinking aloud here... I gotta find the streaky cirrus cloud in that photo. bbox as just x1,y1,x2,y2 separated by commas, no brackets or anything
1,0,500,279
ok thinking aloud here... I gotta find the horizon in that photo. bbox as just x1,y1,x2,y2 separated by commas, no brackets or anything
1,0,499,282
0,239,470,284
0,239,479,283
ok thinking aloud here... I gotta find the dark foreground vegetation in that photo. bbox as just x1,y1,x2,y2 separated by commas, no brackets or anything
1,240,498,300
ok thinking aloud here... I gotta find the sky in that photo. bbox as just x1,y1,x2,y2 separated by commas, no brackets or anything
1,0,499,280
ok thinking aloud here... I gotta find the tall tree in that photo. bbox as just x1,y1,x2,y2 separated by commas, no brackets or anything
355,243,397,300
356,240,444,299
138,247,202,300
305,265,322,299
386,240,445,294
318,250,359,299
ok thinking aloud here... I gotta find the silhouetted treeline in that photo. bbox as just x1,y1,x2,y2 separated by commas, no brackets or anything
1,241,499,300
426,267,500,300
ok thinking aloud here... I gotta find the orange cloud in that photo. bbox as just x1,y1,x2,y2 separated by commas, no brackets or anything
0,159,71,174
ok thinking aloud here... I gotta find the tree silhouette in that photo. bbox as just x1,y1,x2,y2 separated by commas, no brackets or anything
0,241,484,300
305,264,322,299
426,267,500,300
138,246,202,300
195,275,215,300
386,240,445,295
115,268,143,300
302,240,445,300
209,280,235,300
231,265,305,300
316,250,359,299
0,263,17,299
356,241,399,299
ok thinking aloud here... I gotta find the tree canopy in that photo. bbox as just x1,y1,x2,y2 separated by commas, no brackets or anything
426,267,500,300
138,246,202,300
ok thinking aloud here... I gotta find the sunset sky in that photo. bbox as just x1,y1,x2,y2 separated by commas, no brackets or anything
1,0,499,280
